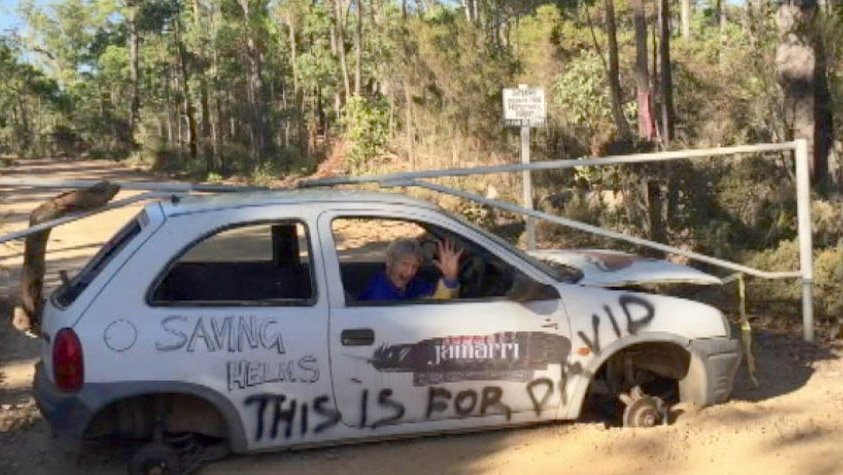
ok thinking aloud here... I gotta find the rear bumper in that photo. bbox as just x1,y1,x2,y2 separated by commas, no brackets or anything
33,361,93,450
686,337,742,405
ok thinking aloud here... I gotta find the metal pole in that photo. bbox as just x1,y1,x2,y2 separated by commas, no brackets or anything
521,124,536,250
407,180,802,280
794,138,814,342
299,142,799,188
518,83,537,251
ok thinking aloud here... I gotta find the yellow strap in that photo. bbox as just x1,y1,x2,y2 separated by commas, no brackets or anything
738,274,759,388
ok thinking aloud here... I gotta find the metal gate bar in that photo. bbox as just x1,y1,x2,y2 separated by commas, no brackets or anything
0,141,815,341
302,140,814,342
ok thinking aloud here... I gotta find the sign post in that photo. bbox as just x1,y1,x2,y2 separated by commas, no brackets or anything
503,85,546,250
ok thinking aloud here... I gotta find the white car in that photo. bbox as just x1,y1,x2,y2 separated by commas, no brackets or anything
33,189,741,474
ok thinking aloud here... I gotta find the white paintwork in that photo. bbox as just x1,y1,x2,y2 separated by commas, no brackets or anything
529,249,723,287
39,190,733,453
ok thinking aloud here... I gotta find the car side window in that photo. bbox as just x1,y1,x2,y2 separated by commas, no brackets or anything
149,221,315,306
332,217,524,305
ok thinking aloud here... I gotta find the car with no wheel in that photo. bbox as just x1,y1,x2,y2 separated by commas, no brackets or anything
33,190,741,474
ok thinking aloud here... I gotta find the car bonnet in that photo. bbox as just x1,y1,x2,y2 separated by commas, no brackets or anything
528,248,723,287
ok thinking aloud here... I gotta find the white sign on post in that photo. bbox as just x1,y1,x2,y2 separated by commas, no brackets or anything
502,85,545,251
503,87,546,128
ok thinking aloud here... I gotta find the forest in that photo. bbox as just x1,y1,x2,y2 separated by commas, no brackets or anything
1,0,842,327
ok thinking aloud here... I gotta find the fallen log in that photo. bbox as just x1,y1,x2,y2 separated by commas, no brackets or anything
12,181,120,334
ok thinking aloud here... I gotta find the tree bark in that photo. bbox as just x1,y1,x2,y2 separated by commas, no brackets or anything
192,0,214,171
174,2,198,159
333,0,352,100
776,0,827,183
127,0,140,145
604,0,631,140
14,182,120,334
658,0,675,144
632,0,655,140
237,0,273,161
681,0,691,39
354,0,363,96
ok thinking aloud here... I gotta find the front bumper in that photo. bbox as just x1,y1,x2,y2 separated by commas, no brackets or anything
33,361,94,450
687,337,742,405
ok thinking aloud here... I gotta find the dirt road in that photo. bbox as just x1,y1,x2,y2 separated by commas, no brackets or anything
2,159,843,475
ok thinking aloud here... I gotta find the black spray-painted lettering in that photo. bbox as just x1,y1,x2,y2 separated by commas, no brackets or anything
227,356,319,391
454,390,478,416
156,316,285,353
576,295,656,353
620,295,655,334
426,387,452,419
424,385,512,421
271,396,296,439
577,314,602,354
526,378,554,417
371,389,406,429
246,393,341,441
480,386,512,420
358,389,369,428
313,395,342,434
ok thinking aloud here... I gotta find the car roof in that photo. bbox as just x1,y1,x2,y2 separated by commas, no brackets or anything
155,188,440,217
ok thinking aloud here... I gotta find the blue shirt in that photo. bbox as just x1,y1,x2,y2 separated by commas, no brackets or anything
358,273,436,301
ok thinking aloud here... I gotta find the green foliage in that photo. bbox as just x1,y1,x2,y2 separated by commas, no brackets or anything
744,240,843,320
341,95,390,172
552,50,615,150
4,0,843,328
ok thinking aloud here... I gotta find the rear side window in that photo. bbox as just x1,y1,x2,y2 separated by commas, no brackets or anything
54,218,143,307
149,221,314,306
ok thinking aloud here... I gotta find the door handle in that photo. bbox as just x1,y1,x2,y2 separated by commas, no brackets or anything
341,328,375,346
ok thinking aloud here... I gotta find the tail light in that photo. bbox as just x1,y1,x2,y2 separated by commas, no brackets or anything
53,328,84,391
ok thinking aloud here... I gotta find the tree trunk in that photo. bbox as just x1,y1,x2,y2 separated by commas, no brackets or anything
174,3,198,159
404,84,415,167
210,4,223,169
127,0,140,144
14,182,120,334
815,36,834,186
776,0,828,185
291,19,300,97
192,0,214,171
632,0,655,140
681,0,691,39
354,0,363,96
291,17,307,153
604,0,631,140
237,0,273,161
333,0,352,99
658,0,675,145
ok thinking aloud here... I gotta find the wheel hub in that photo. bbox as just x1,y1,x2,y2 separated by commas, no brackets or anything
619,385,667,428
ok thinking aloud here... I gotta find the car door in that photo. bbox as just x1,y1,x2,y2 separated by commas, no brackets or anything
319,206,572,432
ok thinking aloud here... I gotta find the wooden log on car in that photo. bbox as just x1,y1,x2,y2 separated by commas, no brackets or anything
13,181,120,334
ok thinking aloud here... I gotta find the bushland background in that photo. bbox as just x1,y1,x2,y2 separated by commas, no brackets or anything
3,0,843,326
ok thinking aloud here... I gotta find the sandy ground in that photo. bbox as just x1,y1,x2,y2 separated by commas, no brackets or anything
2,159,843,475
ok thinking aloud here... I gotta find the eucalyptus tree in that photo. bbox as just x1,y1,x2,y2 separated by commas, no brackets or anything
776,0,832,184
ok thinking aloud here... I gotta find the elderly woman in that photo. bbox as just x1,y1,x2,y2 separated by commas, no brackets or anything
358,238,462,301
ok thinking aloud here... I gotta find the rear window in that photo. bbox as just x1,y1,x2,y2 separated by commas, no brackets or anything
54,217,143,307
148,221,315,306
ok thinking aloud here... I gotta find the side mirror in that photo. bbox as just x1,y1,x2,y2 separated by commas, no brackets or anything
507,274,560,302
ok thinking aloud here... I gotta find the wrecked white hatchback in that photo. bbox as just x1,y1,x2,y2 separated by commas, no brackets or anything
32,189,740,473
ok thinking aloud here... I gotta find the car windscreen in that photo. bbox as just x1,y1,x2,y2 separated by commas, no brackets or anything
54,215,143,307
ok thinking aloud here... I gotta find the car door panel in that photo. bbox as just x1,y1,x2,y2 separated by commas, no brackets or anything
319,208,573,431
